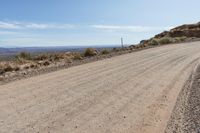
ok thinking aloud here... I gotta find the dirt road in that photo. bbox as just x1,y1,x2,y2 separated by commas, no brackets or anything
1,42,200,133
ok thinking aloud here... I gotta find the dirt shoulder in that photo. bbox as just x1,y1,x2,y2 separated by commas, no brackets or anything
165,64,200,133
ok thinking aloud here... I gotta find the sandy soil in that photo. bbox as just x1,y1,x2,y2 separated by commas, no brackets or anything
0,42,200,133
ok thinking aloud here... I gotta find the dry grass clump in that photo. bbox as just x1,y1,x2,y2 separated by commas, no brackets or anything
34,52,84,63
34,54,49,61
72,53,83,60
34,53,66,62
37,60,51,66
3,64,13,72
30,63,38,69
53,53,66,61
158,37,173,44
84,48,98,57
43,61,50,66
112,48,120,52
173,36,187,43
149,39,159,46
134,36,189,49
16,52,32,60
135,44,146,49
101,49,110,55
147,37,173,46
0,62,20,74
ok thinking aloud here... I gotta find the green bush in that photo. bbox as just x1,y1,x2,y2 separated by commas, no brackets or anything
84,48,97,57
101,49,109,55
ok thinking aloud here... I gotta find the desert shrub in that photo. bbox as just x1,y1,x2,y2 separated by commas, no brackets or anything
173,36,187,43
37,61,50,66
84,48,97,57
16,58,31,65
101,49,109,55
3,64,14,72
43,61,50,66
179,36,187,41
24,65,30,69
149,39,159,46
73,53,83,60
173,38,181,43
134,45,140,49
30,64,38,69
34,54,48,61
0,76,3,81
16,52,32,60
135,44,146,49
53,53,66,61
129,45,136,50
0,69,5,74
158,37,173,44
13,66,20,71
0,62,20,74
140,40,147,44
112,47,121,52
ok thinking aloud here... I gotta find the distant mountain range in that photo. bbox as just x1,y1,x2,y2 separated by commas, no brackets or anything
0,46,85,54
0,45,119,53
0,45,119,60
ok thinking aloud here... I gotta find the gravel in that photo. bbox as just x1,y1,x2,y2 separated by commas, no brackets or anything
165,64,200,133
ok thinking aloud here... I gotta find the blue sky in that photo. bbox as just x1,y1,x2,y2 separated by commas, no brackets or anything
0,0,200,47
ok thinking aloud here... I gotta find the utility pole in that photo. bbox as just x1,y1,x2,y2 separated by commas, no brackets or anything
121,37,124,48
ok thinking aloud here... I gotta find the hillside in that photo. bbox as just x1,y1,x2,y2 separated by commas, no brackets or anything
134,22,200,48
155,22,200,38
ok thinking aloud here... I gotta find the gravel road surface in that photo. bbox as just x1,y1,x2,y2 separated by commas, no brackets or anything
0,42,200,133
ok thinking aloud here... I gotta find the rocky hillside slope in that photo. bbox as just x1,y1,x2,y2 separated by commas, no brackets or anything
156,22,200,38
134,22,200,48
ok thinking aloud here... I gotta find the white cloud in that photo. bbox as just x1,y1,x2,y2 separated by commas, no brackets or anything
0,21,21,29
91,25,173,32
0,21,173,32
0,21,75,30
25,23,75,29
25,23,50,29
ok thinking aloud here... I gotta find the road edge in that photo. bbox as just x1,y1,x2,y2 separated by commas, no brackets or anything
165,62,200,133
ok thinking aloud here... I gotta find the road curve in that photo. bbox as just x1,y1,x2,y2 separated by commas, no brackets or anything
0,42,200,133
